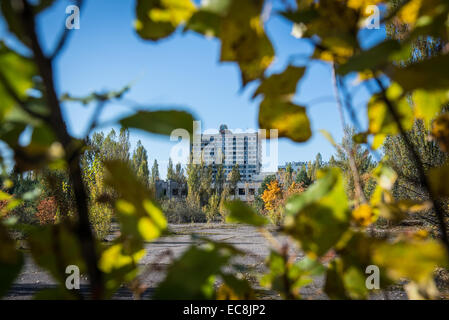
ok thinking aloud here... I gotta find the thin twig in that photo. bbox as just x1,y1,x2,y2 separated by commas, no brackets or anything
331,62,367,205
50,0,83,60
84,100,106,138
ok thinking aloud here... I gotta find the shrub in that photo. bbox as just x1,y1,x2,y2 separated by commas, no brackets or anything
161,198,206,223
36,197,58,225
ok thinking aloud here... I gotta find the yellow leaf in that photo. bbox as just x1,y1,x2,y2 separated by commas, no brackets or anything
368,84,413,135
372,133,386,150
431,114,449,152
116,199,136,215
398,0,422,25
138,217,160,241
413,89,449,129
347,0,382,11
352,204,376,227
143,199,167,230
259,99,311,143
428,162,449,197
219,0,274,85
373,239,448,284
135,0,196,41
99,244,145,273
253,65,305,100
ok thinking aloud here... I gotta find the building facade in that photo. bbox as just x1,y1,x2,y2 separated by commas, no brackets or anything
155,180,187,199
155,125,276,202
191,124,262,182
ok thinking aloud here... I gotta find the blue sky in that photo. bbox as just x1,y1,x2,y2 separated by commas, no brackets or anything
0,0,386,178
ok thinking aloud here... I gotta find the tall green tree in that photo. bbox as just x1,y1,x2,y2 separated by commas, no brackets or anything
295,164,311,187
335,127,376,201
186,158,201,209
228,164,241,191
199,164,213,206
151,159,160,185
174,163,185,184
214,163,225,197
167,158,175,181
132,140,150,186
284,163,293,189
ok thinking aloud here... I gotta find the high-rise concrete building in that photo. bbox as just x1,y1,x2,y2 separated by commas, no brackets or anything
192,124,262,181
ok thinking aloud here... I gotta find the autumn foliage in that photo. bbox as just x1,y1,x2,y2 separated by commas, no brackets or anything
261,180,305,224
36,197,57,225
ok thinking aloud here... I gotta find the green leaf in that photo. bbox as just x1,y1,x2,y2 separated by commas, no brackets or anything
135,0,196,41
283,168,351,257
260,251,288,294
253,65,305,100
186,10,221,37
337,40,401,75
284,167,340,215
0,122,26,149
104,160,167,244
31,124,56,147
0,1,29,47
218,273,255,299
373,239,449,284
154,244,231,299
119,110,194,136
27,224,86,285
428,163,449,198
99,243,145,297
258,99,311,143
100,159,169,297
335,232,393,299
33,0,56,13
0,223,23,298
260,251,323,298
184,0,231,36
367,83,413,135
281,8,319,25
324,259,348,299
224,200,268,227
412,89,449,129
0,42,36,119
391,54,449,92
352,132,368,144
219,0,274,86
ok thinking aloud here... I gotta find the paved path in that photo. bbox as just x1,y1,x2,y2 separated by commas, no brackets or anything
4,223,406,300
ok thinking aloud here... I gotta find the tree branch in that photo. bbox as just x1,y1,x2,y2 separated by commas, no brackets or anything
20,0,104,299
373,77,449,256
331,62,367,205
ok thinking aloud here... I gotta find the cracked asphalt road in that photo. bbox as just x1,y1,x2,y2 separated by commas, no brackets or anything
4,223,407,300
